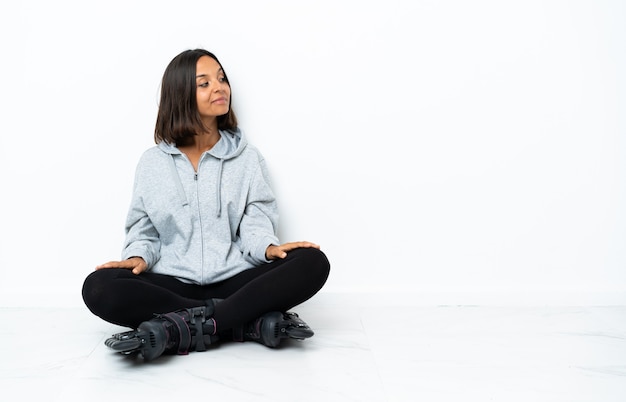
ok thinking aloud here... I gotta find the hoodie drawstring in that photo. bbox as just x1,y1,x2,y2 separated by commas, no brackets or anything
215,159,224,218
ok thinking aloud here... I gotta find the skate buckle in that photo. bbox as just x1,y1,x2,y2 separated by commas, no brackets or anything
189,306,206,324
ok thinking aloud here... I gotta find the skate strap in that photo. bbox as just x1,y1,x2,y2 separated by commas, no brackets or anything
188,306,215,352
163,312,192,355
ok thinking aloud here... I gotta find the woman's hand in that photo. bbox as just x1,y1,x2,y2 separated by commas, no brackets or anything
96,257,147,275
265,241,320,260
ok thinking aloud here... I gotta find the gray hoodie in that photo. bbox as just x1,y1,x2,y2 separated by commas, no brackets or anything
121,128,280,285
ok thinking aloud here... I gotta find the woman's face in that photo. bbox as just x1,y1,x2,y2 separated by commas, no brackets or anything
195,55,230,121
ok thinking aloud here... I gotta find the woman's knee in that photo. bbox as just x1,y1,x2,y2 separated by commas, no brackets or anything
81,269,127,313
292,247,331,283
82,270,102,304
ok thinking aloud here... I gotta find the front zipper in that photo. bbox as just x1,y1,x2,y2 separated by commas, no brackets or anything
193,166,204,284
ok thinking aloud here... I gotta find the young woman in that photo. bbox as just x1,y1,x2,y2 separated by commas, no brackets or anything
82,49,330,361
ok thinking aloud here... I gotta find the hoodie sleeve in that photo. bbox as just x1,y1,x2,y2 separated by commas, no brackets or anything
120,157,161,269
239,157,280,265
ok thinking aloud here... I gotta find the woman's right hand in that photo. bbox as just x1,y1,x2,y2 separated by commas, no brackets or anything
265,241,320,260
96,257,147,275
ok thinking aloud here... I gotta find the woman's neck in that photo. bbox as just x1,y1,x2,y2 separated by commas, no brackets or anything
189,129,220,151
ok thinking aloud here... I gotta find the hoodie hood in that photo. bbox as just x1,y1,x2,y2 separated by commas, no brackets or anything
157,127,248,159
158,128,248,217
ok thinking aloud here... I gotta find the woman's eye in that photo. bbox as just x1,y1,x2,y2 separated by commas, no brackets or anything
198,82,209,88
218,77,226,83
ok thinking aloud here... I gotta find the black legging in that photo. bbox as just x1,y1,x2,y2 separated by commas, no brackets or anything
82,248,330,333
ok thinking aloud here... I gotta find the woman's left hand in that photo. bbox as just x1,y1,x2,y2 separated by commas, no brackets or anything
265,241,320,260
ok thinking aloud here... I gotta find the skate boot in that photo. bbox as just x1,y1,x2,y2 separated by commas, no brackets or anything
105,301,218,361
240,311,314,348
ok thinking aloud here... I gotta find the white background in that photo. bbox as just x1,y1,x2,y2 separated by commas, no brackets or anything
0,0,624,306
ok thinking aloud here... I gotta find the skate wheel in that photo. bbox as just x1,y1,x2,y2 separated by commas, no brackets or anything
105,337,142,352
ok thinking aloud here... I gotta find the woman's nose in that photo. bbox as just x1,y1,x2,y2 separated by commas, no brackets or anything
213,81,226,92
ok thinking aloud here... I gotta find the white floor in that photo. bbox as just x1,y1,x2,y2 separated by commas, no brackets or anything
1,293,625,402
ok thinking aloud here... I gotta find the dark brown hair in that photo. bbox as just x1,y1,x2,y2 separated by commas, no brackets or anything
154,49,238,145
